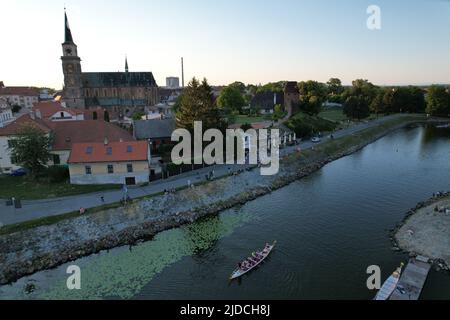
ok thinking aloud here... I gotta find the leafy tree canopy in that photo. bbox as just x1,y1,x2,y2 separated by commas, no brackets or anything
217,85,247,114
9,125,52,177
176,77,227,132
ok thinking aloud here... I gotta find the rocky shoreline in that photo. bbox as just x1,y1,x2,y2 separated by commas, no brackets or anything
390,192,450,273
0,117,436,285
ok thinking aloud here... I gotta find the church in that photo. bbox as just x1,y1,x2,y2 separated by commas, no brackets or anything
61,11,159,116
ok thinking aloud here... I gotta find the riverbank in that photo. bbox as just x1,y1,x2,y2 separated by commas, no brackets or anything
0,114,439,285
392,192,450,273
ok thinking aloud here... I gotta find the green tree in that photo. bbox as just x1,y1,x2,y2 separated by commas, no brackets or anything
9,125,52,177
272,104,285,121
256,81,286,93
298,81,327,115
132,111,146,120
217,85,247,114
406,86,426,113
370,90,386,116
426,85,450,116
344,95,370,120
176,78,227,132
327,78,344,97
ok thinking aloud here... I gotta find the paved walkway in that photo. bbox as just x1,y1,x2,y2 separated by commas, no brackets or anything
0,115,405,226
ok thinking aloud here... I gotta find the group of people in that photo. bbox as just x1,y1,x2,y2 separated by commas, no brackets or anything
237,243,272,272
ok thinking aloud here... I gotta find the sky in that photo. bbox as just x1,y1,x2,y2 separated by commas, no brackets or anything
0,0,449,89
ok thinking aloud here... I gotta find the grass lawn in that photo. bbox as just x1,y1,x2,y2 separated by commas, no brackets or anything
319,108,348,122
0,175,121,200
232,115,271,125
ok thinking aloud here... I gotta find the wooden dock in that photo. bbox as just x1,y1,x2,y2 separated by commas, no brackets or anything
390,257,431,300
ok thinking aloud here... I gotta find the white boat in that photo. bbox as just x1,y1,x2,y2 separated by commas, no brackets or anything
229,241,276,280
374,263,404,300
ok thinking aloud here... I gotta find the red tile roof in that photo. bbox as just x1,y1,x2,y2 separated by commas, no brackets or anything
32,101,83,120
0,87,39,96
46,120,135,151
68,141,148,164
0,114,51,136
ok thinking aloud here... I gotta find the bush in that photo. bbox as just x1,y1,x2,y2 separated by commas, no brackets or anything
46,166,70,183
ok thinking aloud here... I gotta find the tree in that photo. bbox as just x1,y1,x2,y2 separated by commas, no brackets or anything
228,81,246,94
327,78,344,96
9,125,52,177
298,81,328,115
344,95,370,120
370,90,386,116
217,85,247,114
426,85,450,116
406,86,426,113
132,111,146,120
176,78,227,132
256,82,286,93
350,79,378,103
272,104,285,121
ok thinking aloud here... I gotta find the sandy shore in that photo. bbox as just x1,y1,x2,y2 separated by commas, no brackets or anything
394,193,450,270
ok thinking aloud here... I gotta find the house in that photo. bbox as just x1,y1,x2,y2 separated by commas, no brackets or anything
0,114,51,173
0,86,39,109
250,91,284,114
32,101,85,121
0,98,14,128
47,120,135,165
0,114,135,172
68,140,150,185
133,119,176,152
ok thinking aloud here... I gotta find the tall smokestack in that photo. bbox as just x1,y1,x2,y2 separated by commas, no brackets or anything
181,57,185,88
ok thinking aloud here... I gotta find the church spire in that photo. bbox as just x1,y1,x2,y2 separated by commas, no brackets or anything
125,56,129,73
64,9,74,43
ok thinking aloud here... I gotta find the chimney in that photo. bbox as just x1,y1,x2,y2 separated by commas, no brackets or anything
36,109,42,119
181,57,185,88
104,137,109,145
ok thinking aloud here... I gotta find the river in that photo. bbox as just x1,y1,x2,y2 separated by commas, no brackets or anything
1,124,450,300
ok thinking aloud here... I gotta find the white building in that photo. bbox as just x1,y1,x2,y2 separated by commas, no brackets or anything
0,98,14,128
0,86,39,109
166,77,180,89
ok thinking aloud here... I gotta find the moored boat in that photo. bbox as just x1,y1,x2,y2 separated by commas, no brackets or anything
229,241,277,280
374,263,404,300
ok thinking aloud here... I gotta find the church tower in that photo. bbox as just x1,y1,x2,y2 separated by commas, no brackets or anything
61,11,85,109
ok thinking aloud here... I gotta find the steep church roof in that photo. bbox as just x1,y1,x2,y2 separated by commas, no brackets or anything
81,72,157,88
64,11,74,43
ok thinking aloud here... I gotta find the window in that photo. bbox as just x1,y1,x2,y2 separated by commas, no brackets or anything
126,145,133,153
106,147,112,155
107,165,114,174
127,164,133,173
85,166,92,175
86,146,93,155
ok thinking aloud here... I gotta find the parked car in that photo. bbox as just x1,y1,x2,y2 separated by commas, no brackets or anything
311,137,321,143
10,168,28,177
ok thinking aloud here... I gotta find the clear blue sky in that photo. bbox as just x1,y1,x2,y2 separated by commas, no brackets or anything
1,0,449,89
